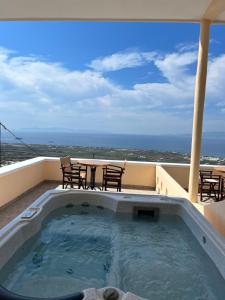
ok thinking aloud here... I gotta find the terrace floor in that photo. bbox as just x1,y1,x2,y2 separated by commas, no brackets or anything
0,181,156,230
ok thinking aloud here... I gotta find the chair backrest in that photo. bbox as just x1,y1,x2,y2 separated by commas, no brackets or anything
199,170,213,180
60,156,72,172
105,164,124,177
200,172,222,187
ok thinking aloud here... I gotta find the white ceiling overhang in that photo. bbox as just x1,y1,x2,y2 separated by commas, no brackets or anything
0,0,225,23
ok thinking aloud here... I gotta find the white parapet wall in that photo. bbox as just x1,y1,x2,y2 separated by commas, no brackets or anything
43,157,156,188
202,200,225,238
0,157,156,208
0,158,45,207
156,165,189,198
162,163,215,191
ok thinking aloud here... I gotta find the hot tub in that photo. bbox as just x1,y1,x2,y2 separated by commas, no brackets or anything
0,190,225,300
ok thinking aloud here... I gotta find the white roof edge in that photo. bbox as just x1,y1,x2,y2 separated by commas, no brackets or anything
0,0,224,24
0,18,224,24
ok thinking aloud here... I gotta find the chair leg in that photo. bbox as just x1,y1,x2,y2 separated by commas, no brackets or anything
117,180,121,192
62,176,66,189
81,179,85,189
220,180,224,201
200,186,203,201
78,178,82,189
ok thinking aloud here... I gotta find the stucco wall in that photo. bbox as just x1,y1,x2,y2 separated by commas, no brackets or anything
156,165,188,198
203,201,225,238
0,157,156,208
43,158,156,188
163,165,190,190
0,158,44,207
156,165,225,238
163,164,215,191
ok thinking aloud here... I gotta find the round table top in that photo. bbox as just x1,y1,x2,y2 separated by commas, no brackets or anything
78,159,110,167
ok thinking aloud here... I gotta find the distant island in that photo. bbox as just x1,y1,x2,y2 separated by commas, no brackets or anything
1,143,225,166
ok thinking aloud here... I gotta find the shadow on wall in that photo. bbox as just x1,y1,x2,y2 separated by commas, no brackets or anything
156,166,188,199
203,201,225,238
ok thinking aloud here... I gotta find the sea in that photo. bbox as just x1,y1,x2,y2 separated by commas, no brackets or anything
2,131,225,158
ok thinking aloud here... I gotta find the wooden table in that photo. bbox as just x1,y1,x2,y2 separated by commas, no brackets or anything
78,160,110,190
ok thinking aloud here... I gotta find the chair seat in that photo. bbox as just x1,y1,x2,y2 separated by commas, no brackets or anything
205,179,219,183
65,173,84,178
199,170,223,201
66,170,86,177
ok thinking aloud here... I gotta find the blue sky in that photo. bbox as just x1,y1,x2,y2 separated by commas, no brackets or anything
0,22,225,134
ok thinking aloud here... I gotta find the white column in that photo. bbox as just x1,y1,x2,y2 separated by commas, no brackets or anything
188,20,211,203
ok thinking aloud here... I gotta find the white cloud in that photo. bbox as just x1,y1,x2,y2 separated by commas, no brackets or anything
154,51,197,86
176,42,198,53
89,50,157,72
0,47,225,134
206,54,225,104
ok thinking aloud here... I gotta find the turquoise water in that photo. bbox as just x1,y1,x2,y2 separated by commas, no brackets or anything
0,204,225,299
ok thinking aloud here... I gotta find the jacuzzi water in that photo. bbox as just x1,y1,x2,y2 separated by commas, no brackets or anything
0,203,225,300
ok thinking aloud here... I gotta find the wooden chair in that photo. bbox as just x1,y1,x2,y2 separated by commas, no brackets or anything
102,162,126,192
60,156,87,189
199,170,222,201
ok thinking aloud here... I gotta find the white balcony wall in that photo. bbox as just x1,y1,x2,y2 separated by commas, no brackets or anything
156,165,189,198
0,157,156,208
0,158,45,207
43,158,156,188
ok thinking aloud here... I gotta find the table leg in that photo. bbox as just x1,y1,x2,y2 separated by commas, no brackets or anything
86,166,102,190
88,166,96,190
